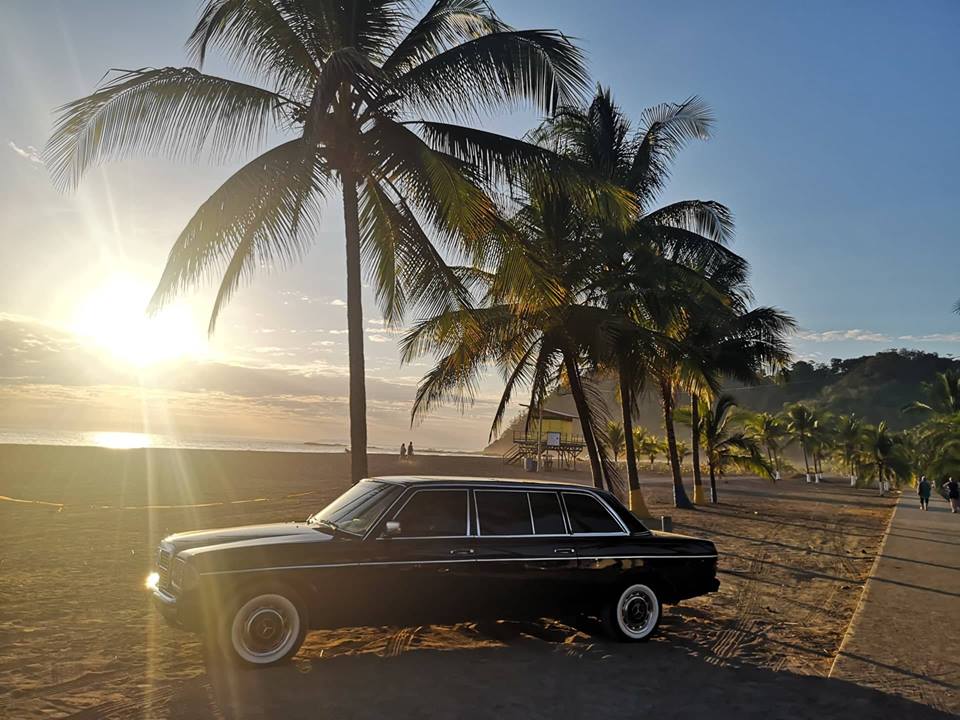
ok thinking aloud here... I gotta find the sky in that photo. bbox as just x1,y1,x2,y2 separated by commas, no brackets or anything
0,0,958,450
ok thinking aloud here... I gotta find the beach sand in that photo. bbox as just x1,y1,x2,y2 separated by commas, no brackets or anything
0,445,947,718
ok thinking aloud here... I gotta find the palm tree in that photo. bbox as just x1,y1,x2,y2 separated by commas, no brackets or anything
834,414,864,483
402,164,632,490
903,370,960,416
606,421,626,462
861,422,912,496
743,411,786,479
809,410,835,481
47,0,588,484
639,435,661,467
699,394,772,500
675,440,691,470
785,403,816,479
532,86,736,512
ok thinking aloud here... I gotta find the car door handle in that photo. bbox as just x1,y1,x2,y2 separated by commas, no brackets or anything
450,548,475,556
553,547,575,555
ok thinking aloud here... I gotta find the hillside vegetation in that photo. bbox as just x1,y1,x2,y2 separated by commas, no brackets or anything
487,350,958,453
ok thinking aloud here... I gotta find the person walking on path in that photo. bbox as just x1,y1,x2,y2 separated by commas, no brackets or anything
400,443,407,460
917,476,932,511
945,477,960,513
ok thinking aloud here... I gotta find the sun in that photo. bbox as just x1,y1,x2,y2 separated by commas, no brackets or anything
70,273,206,367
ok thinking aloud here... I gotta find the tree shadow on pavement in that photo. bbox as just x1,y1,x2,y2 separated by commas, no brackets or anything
174,624,956,720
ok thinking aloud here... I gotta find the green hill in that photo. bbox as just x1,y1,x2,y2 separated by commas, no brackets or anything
484,350,958,453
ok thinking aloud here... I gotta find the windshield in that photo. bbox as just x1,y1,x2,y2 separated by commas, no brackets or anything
308,480,402,537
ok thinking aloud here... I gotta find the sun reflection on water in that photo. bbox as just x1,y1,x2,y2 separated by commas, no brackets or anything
90,431,154,449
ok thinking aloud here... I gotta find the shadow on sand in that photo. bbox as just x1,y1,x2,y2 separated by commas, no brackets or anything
159,621,956,720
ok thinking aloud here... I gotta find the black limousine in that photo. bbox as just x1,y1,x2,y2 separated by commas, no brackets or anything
150,476,719,666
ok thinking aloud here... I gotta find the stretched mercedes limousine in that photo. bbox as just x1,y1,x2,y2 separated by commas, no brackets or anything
150,476,719,666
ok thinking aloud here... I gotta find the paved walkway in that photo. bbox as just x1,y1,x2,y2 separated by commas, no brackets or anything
830,490,960,714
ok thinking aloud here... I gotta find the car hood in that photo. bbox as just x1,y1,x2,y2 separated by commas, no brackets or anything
162,522,324,553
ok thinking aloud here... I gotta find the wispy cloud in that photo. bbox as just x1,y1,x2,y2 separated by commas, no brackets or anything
897,333,960,342
367,334,390,343
329,299,346,307
7,141,43,166
794,328,891,343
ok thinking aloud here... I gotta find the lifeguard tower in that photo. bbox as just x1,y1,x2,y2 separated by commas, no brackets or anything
503,405,585,470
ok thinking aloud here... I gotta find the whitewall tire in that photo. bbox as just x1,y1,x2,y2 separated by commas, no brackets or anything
221,590,306,666
607,583,661,642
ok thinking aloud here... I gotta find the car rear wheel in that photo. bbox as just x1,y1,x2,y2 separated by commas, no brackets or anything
217,587,307,667
603,583,661,642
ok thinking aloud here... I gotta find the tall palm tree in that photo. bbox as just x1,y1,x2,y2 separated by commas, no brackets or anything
861,421,911,496
531,86,736,513
834,413,864,482
605,421,625,462
401,169,629,490
743,411,786,478
808,410,835,481
47,0,588,484
785,403,816,479
698,394,772,500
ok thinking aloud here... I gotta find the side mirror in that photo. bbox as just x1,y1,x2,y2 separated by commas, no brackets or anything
383,520,401,538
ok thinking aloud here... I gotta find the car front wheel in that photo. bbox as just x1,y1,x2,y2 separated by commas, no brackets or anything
217,587,307,667
604,583,661,642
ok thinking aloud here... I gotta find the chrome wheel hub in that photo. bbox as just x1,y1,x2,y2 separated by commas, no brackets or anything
616,584,658,639
231,593,300,663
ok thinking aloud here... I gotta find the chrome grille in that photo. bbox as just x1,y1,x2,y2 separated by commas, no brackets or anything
157,548,172,589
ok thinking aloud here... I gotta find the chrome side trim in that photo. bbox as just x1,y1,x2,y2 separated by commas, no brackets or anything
199,554,719,577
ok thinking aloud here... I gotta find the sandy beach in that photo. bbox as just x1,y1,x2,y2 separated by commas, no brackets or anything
0,445,949,718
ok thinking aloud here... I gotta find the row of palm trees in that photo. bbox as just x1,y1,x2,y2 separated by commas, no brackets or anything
600,368,959,504
49,1,795,507
737,370,960,493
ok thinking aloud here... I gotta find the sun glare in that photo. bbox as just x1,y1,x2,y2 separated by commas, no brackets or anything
91,431,154,449
70,273,206,367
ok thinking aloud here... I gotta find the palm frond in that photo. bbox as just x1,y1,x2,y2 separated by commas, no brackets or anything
187,0,319,95
388,29,587,120
642,200,734,245
629,96,713,208
383,0,506,76
147,139,329,332
46,67,295,190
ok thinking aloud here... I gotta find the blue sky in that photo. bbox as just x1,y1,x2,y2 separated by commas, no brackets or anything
0,1,957,448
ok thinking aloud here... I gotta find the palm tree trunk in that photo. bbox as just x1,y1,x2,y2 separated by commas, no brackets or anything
708,457,718,503
660,379,693,509
801,440,811,479
618,361,647,515
690,398,704,504
341,172,368,484
564,353,604,489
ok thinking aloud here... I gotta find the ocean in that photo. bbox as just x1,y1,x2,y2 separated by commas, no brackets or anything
0,429,482,456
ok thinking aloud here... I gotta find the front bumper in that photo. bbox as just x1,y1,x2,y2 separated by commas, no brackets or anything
152,587,200,631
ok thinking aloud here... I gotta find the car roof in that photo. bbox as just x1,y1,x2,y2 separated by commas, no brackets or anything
369,475,599,492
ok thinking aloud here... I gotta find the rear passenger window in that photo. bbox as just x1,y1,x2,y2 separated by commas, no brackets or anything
394,490,467,537
476,491,532,536
563,493,622,534
529,492,566,535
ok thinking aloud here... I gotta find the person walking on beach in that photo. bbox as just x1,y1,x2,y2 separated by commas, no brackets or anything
945,477,960,514
400,443,407,460
407,441,415,458
917,475,931,511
